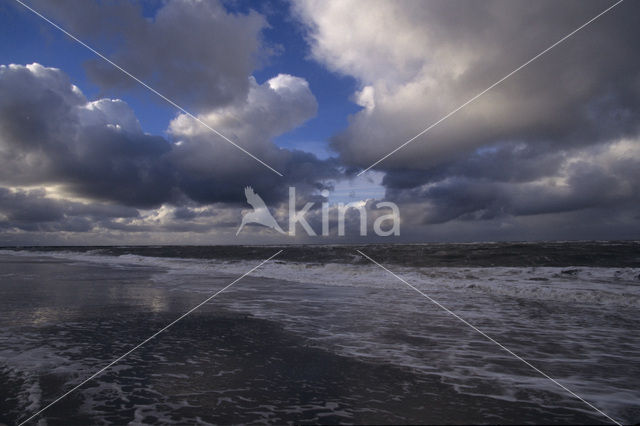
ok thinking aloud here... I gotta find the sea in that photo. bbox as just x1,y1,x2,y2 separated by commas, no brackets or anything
0,242,638,424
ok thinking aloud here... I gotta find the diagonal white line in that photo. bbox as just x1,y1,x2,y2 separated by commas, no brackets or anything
357,0,625,176
18,250,283,426
356,250,621,426
13,0,284,177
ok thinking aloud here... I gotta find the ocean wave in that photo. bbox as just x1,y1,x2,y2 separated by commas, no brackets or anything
1,249,639,307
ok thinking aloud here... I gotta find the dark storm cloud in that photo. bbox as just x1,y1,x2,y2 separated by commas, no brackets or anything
0,185,248,236
0,187,139,232
165,73,340,205
382,142,565,189
4,0,639,242
297,0,640,170
0,64,175,208
0,63,338,236
384,142,640,225
2,1,339,241
172,148,338,206
294,0,640,236
26,0,269,110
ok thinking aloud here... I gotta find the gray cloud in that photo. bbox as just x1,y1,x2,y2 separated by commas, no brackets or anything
384,139,640,225
27,0,269,111
1,0,344,242
0,64,175,208
0,185,243,237
0,63,338,240
295,0,640,169
3,0,640,242
293,0,640,235
167,73,338,205
0,187,139,233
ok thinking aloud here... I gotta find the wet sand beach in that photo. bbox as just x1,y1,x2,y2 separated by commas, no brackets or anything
0,250,637,424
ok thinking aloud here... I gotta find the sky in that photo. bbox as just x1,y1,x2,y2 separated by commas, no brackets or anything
0,0,639,245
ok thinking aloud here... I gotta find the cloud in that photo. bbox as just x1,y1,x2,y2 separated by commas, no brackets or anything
1,0,343,242
3,0,639,242
294,0,640,170
0,187,139,233
27,0,270,110
0,63,337,234
0,63,175,208
0,186,249,240
293,0,640,235
382,138,640,225
168,74,317,156
168,73,338,204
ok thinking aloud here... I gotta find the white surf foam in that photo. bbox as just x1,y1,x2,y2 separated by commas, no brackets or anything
2,249,638,308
